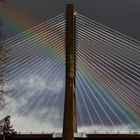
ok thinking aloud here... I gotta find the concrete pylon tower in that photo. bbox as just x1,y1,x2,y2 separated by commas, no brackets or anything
63,4,77,140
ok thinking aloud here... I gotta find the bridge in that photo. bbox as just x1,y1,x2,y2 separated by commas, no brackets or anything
1,133,140,140
0,4,140,140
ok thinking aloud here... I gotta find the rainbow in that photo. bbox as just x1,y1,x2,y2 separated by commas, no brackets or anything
2,4,65,62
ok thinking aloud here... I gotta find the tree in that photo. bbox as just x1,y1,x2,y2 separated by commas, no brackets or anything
0,116,16,140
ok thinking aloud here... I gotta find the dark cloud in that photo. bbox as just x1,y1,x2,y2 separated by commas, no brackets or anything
5,0,140,41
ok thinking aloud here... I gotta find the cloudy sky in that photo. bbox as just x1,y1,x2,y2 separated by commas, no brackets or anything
1,0,140,41
0,0,140,134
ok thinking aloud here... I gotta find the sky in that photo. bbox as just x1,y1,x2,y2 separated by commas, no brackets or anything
1,0,140,41
0,0,140,134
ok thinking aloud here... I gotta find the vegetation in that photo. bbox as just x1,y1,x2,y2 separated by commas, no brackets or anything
0,116,16,135
0,116,16,140
0,2,16,139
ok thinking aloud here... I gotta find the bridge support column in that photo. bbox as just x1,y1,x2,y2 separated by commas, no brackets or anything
63,4,77,140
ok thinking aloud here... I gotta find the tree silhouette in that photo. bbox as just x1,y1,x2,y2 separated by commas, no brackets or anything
0,116,16,140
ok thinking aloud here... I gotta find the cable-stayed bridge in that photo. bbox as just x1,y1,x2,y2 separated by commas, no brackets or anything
0,4,140,140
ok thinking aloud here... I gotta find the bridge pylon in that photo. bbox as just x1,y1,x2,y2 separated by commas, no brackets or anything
62,4,77,140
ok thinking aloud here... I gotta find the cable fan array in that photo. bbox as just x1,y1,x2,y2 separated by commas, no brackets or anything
75,13,140,133
0,12,140,134
0,13,66,133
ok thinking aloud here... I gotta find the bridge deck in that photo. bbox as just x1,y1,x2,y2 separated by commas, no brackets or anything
2,134,140,140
